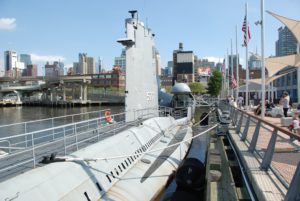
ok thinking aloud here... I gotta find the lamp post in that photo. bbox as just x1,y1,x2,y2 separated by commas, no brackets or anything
260,0,266,118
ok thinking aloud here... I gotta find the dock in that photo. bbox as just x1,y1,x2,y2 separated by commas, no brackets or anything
218,101,300,200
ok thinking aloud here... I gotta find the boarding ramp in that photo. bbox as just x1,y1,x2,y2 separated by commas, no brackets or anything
0,107,181,183
220,100,300,201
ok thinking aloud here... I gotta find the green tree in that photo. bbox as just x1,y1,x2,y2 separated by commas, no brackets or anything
207,70,222,96
188,82,205,94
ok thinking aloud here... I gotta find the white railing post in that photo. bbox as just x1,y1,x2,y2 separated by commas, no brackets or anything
32,133,36,168
63,126,67,156
75,124,78,151
52,118,54,141
114,121,116,135
25,122,28,148
284,162,300,201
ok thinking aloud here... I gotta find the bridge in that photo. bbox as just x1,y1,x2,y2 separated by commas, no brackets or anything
0,75,125,106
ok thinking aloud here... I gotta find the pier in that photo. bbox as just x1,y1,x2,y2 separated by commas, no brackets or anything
217,101,300,200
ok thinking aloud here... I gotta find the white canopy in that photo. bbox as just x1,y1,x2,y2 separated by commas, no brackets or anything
237,82,275,93
265,54,300,77
267,11,300,44
248,72,289,85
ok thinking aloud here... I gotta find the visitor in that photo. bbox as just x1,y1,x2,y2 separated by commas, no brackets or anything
283,91,290,117
237,95,244,109
288,112,299,131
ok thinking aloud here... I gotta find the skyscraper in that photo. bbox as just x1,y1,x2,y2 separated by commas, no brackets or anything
45,61,63,77
4,50,17,72
275,26,298,56
26,64,37,77
86,57,95,74
248,53,261,70
74,53,95,75
172,43,194,84
20,54,32,67
114,49,126,74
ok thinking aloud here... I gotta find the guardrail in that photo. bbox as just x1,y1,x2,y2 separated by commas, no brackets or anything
220,100,300,200
0,106,180,182
0,109,111,139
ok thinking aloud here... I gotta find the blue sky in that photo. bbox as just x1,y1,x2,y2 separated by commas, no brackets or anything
0,0,299,75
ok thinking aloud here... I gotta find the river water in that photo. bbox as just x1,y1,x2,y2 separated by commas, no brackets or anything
0,105,124,126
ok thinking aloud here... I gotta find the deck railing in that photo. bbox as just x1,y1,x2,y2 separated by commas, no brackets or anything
220,100,300,200
0,109,111,139
0,106,180,182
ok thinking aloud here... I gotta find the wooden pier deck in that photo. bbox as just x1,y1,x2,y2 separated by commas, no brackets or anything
227,107,300,201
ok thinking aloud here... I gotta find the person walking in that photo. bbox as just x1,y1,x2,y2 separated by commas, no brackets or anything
237,95,244,109
283,91,290,117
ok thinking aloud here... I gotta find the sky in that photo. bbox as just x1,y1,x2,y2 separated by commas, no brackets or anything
0,0,299,75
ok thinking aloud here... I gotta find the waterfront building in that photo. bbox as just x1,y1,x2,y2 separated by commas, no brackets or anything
0,60,3,77
27,64,38,77
166,61,173,76
228,54,239,70
114,49,126,74
97,57,103,73
195,59,215,70
86,57,95,74
273,67,298,102
172,43,194,84
20,54,32,67
45,62,61,77
4,50,17,73
249,53,262,70
216,62,222,72
276,26,298,56
196,67,211,84
23,64,37,77
160,75,173,88
77,53,87,75
74,53,95,75
270,26,299,103
91,66,125,89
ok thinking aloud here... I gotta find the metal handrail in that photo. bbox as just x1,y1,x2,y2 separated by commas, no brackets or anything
0,107,179,182
234,107,300,141
0,108,110,128
225,103,300,193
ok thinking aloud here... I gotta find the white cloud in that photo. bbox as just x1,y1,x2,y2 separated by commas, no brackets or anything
203,56,224,64
0,18,16,30
65,63,73,68
30,54,65,62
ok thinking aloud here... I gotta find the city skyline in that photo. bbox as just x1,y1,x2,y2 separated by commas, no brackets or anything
0,0,299,75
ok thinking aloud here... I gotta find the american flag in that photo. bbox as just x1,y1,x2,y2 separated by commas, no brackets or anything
230,76,237,89
242,16,251,47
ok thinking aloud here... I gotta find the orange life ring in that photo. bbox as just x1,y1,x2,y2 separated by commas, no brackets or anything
104,111,113,123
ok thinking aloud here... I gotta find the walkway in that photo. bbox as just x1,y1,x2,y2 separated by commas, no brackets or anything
221,102,300,201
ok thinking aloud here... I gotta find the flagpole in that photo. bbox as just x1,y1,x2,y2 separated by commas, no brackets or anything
235,25,239,103
223,55,226,98
245,3,249,108
261,0,266,118
227,49,229,96
231,39,234,98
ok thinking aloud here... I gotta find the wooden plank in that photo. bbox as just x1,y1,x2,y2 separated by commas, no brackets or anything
229,132,286,201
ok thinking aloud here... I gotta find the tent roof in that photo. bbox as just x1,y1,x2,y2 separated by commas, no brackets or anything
237,82,276,93
265,54,300,77
267,11,300,44
248,72,289,85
